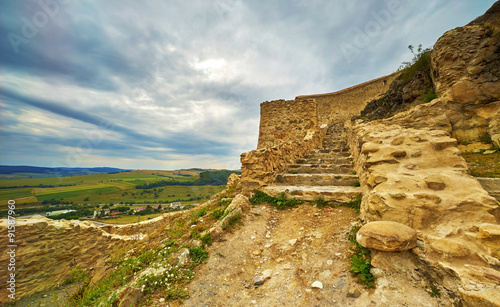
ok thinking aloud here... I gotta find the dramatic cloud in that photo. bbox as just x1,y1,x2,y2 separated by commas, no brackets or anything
0,0,495,169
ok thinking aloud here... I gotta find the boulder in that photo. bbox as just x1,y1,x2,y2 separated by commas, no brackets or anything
356,221,417,252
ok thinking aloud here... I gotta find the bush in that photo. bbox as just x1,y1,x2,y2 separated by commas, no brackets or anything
399,44,432,84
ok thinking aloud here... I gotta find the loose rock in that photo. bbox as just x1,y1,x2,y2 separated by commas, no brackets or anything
356,221,417,252
311,281,323,289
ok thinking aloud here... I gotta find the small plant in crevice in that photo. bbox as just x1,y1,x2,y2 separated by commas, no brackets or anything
345,193,362,213
353,181,361,187
250,190,303,210
426,280,441,298
347,225,376,288
479,133,492,144
421,87,437,103
310,197,329,208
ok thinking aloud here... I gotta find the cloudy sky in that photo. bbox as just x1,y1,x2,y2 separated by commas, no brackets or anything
0,0,496,170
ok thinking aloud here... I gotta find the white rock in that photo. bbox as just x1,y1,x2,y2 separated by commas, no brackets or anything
289,239,298,246
263,269,273,279
311,281,323,289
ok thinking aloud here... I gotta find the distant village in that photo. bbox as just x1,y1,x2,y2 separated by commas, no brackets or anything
45,202,192,220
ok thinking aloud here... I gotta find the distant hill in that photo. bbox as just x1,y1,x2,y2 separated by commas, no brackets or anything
0,165,131,178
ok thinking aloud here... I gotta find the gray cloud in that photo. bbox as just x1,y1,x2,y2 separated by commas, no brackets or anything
0,0,496,169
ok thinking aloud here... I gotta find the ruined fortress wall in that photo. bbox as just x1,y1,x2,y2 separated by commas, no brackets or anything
257,98,318,149
297,73,400,125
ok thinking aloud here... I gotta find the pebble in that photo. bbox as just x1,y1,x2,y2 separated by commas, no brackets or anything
289,239,298,246
335,253,342,257
263,269,273,279
251,235,256,239
159,298,165,303
327,260,333,265
312,281,323,289
42,294,48,298
254,276,265,286
347,286,362,298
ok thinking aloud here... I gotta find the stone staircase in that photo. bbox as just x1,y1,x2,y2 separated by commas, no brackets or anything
262,123,362,204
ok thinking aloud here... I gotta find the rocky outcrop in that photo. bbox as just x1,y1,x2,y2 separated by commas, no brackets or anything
0,217,138,304
361,1,500,147
347,122,500,305
361,64,433,120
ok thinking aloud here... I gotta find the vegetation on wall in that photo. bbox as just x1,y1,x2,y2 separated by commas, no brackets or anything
359,44,436,120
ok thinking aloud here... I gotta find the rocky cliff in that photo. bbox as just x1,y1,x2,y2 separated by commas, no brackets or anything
361,1,500,147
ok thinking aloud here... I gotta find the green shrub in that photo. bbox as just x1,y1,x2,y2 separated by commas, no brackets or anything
210,208,225,220
197,208,207,217
199,233,213,247
353,181,361,187
189,246,209,263
399,44,432,84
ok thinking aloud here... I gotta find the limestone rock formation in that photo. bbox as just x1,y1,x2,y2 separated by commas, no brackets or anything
360,1,500,147
356,221,417,252
348,122,500,305
0,216,139,304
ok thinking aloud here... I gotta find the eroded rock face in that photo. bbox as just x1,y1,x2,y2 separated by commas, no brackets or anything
361,1,500,146
0,217,140,304
356,221,417,252
348,122,500,305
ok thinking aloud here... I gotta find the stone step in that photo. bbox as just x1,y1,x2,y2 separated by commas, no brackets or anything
322,141,347,147
315,148,349,153
275,174,359,186
261,185,362,204
307,152,351,159
295,157,353,165
286,164,354,174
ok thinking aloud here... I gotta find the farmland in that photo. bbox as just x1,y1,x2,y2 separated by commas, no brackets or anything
0,169,236,214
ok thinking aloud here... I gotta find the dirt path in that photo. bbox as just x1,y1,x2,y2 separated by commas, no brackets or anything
180,204,362,306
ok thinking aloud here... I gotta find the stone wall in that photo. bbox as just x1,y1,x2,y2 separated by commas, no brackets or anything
297,73,400,125
0,217,141,304
257,98,318,149
241,130,323,191
347,121,500,304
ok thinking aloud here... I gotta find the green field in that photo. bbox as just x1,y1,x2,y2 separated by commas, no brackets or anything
0,188,33,199
36,186,121,202
0,169,233,210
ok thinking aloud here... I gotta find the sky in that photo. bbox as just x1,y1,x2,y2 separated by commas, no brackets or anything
0,0,496,170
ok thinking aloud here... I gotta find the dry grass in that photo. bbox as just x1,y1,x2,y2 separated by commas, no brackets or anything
462,152,500,178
